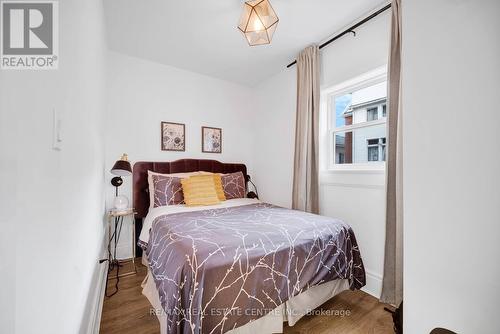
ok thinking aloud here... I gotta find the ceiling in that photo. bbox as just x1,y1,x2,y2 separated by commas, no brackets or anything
104,0,387,86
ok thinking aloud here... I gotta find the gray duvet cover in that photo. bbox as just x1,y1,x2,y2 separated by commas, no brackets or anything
141,203,365,334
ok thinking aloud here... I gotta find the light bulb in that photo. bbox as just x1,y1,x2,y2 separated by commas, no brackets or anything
114,195,129,210
253,18,264,32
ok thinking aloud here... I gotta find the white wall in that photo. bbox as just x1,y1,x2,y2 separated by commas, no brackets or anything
252,68,297,208
0,59,17,334
252,10,390,297
402,0,500,333
105,52,256,258
0,0,108,333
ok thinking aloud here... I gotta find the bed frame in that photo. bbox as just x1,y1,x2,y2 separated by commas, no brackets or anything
132,158,248,256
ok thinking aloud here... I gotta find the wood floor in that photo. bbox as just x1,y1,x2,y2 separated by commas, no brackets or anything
100,261,394,334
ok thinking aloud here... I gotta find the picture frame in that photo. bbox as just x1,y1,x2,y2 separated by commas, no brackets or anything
161,122,185,151
202,126,222,153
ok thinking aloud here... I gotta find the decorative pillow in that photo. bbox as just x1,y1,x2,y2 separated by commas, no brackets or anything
150,174,184,207
221,172,246,199
212,174,226,201
197,172,226,201
147,171,200,207
181,175,221,206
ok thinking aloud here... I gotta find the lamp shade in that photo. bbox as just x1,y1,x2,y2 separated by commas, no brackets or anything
111,153,132,177
238,0,279,46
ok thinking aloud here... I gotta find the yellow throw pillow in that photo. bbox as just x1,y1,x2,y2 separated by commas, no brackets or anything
181,175,221,206
213,174,226,201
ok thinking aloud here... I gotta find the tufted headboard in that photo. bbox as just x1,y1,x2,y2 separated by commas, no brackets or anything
132,158,248,219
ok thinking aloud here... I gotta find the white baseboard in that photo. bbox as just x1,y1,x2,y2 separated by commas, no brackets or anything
80,234,109,334
361,269,383,299
87,259,108,334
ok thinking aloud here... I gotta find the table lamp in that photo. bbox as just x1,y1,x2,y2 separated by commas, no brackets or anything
110,153,132,210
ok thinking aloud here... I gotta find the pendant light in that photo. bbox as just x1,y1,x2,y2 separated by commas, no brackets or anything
237,0,279,46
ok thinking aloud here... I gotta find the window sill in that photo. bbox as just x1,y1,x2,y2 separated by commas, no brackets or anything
321,170,385,177
320,168,386,189
322,165,386,174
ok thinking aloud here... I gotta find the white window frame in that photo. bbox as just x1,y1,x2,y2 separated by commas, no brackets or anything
321,66,387,171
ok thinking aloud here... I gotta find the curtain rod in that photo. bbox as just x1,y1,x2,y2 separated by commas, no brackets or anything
286,3,392,68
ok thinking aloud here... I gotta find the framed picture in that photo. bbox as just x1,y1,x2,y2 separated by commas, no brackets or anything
161,122,185,151
202,126,222,153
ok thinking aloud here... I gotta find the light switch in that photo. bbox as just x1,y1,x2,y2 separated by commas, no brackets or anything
52,108,62,151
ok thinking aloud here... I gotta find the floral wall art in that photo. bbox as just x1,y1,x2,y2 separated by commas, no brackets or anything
202,126,222,153
161,122,185,151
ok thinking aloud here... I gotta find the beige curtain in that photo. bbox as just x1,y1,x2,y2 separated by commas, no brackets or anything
292,45,320,214
381,0,403,306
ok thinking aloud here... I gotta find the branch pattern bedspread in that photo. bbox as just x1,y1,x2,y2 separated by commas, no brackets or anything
141,203,365,334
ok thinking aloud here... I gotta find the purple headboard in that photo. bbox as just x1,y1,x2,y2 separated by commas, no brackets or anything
132,158,248,219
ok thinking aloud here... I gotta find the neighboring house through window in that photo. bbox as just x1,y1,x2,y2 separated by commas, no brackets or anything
322,67,388,169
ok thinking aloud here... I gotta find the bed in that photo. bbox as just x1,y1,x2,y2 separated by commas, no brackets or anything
133,159,366,334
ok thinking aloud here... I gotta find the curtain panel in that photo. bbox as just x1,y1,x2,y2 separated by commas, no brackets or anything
381,0,404,306
292,45,320,214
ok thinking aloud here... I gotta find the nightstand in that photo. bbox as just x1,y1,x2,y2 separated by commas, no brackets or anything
106,209,138,280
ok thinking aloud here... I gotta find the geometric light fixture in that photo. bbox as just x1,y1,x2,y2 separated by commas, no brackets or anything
237,0,279,46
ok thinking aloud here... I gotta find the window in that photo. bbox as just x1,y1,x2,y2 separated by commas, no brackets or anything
323,67,387,169
367,107,378,121
381,137,386,161
367,138,386,162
